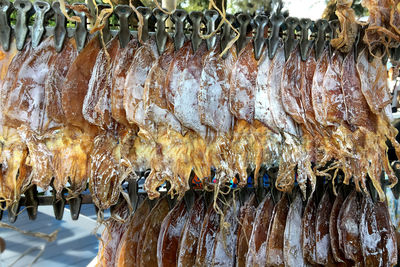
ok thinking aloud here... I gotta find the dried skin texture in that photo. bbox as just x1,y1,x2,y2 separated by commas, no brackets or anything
212,197,240,266
312,49,330,127
246,193,274,267
362,0,400,51
315,188,335,265
111,38,140,126
359,195,382,266
266,195,289,267
177,196,206,266
97,201,130,267
44,38,78,124
115,199,151,267
337,190,363,263
375,200,398,266
89,132,122,210
230,41,256,124
143,40,182,133
166,42,208,138
329,189,348,263
83,37,120,130
330,0,358,53
124,40,157,135
236,194,256,267
199,43,236,133
341,51,375,131
302,191,318,265
3,37,57,134
157,200,189,267
283,191,305,267
62,37,101,132
137,197,169,267
195,200,220,267
0,131,29,208
356,48,392,115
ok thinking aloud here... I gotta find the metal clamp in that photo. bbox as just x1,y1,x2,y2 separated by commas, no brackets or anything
204,9,218,51
189,11,203,53
52,189,65,220
69,195,82,220
137,6,152,43
284,17,299,61
314,19,329,61
32,1,51,48
52,1,67,52
299,18,314,61
236,13,251,53
73,3,87,52
153,8,168,55
0,0,12,51
268,12,284,59
25,185,39,220
114,5,132,48
171,9,187,51
128,179,139,212
14,0,33,51
97,4,112,44
220,14,235,59
253,14,268,60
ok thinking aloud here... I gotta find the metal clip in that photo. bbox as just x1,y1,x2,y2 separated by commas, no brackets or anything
299,18,314,61
32,1,51,48
236,13,251,53
97,4,112,44
171,9,187,51
0,0,12,51
73,3,87,52
221,14,236,59
115,5,132,48
268,13,284,59
314,19,329,61
189,11,203,53
204,9,218,51
137,6,152,43
52,2,67,52
153,8,168,55
284,17,299,61
329,19,339,40
69,195,82,220
7,201,20,223
14,0,33,51
24,185,38,220
52,189,65,220
128,179,139,212
253,14,268,60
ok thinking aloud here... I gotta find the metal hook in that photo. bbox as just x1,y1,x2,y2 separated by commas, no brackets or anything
32,1,51,48
73,3,87,52
137,6,152,43
203,9,218,51
114,5,132,48
25,185,38,220
220,14,236,59
268,12,284,59
69,195,82,220
153,8,168,55
314,19,329,61
284,17,299,61
236,13,251,53
253,14,268,60
189,11,203,53
171,9,187,51
14,0,33,51
97,4,112,44
52,2,67,52
52,189,65,220
0,0,12,51
299,18,314,61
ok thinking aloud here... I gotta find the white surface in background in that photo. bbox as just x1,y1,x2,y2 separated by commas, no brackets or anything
283,0,326,20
